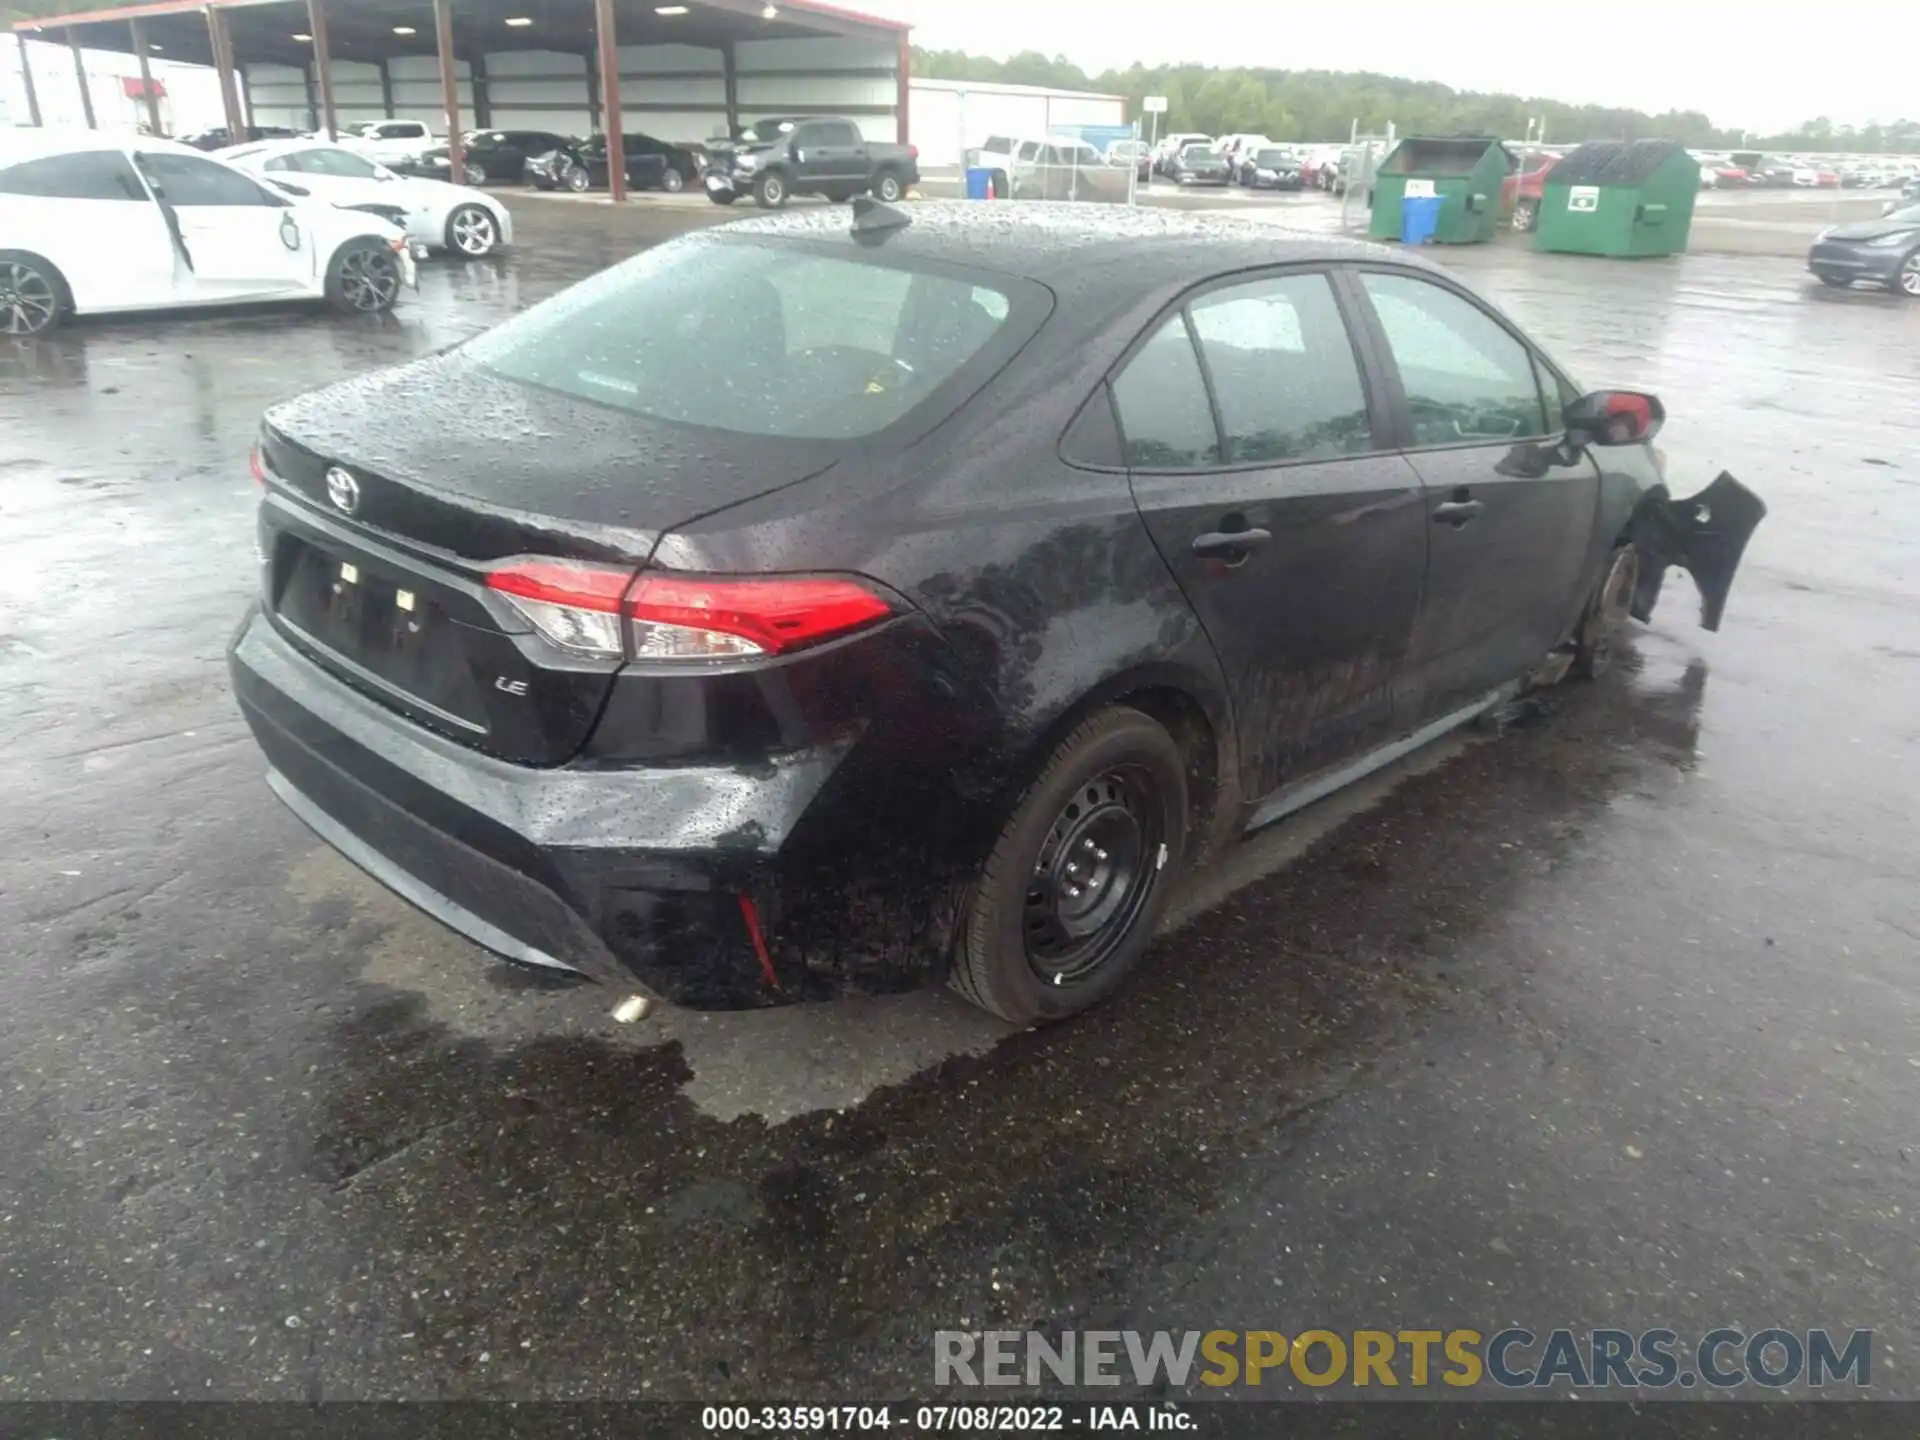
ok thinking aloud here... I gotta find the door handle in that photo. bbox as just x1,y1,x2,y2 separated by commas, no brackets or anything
1191,527,1273,559
1432,500,1484,527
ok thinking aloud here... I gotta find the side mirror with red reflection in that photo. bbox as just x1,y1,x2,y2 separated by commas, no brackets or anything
1564,389,1666,447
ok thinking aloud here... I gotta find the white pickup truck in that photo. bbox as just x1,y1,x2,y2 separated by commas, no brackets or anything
338,120,443,167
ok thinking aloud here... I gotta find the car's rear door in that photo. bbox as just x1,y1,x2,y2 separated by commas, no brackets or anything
0,148,177,312
1117,268,1429,801
133,151,313,299
1346,267,1600,722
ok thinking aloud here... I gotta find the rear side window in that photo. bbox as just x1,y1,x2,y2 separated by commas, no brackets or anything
1111,316,1220,470
466,238,1035,441
1359,272,1550,444
1187,273,1374,464
296,148,383,179
0,151,146,201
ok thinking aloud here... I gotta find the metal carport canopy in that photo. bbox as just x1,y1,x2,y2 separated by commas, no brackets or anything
12,0,912,201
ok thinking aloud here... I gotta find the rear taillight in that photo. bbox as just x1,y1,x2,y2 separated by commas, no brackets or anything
485,559,632,657
484,561,892,662
250,444,268,486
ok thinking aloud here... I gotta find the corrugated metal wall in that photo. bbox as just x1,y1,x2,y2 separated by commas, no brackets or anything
242,35,899,148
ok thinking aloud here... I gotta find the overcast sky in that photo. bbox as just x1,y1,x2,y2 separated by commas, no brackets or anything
861,0,1899,135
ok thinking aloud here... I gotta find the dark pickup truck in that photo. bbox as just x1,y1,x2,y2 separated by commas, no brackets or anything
704,116,920,208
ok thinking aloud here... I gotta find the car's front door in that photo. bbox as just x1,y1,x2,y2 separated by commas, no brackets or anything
133,151,313,300
789,121,862,185
1116,269,1429,800
1348,267,1601,722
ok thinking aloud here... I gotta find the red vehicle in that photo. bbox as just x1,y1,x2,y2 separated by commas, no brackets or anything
1506,151,1560,231
1714,165,1751,187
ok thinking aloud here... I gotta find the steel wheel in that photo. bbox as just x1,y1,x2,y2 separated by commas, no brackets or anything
1024,767,1164,985
448,205,499,257
661,166,685,193
566,164,592,193
874,170,902,202
463,162,487,186
0,259,60,336
336,246,400,313
1899,249,1920,298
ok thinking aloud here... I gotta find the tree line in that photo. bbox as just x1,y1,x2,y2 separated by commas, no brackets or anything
916,48,1920,156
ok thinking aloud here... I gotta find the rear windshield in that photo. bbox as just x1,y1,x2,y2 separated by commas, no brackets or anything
465,237,1036,441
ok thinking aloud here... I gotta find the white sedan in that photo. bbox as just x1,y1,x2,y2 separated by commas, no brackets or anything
224,138,512,260
0,131,414,337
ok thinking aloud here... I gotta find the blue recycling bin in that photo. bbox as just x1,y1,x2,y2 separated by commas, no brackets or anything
964,166,996,200
1401,194,1442,245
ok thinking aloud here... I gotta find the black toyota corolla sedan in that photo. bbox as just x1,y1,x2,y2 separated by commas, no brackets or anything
229,202,1764,1025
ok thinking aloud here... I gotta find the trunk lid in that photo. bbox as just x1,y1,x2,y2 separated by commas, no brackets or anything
258,356,840,765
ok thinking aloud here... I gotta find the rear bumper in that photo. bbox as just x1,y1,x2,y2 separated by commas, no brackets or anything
229,605,844,1007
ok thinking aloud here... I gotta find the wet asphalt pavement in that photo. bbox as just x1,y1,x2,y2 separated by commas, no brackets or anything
0,196,1915,1404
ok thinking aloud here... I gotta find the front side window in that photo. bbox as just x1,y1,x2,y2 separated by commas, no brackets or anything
1110,316,1220,470
1187,273,1374,465
465,238,1032,442
136,152,277,207
0,151,147,201
1016,141,1041,162
1359,271,1550,445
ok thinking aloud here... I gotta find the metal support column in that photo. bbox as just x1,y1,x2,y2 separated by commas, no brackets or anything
895,30,910,146
67,27,96,129
470,51,490,128
17,35,42,126
593,0,625,201
432,0,465,183
131,19,164,134
721,40,738,139
303,62,320,132
585,47,601,134
377,58,395,118
205,7,245,140
307,0,337,139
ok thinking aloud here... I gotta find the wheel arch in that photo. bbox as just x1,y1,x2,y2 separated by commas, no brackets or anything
1008,662,1240,869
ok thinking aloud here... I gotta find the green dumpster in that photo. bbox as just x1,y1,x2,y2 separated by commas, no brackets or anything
1534,140,1698,257
1368,136,1511,245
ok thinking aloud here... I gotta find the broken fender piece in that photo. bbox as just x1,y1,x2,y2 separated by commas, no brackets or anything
1629,472,1768,633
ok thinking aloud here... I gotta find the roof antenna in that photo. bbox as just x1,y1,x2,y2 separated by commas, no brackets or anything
850,193,911,242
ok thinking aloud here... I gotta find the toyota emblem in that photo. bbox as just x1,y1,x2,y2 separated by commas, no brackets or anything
325,467,361,515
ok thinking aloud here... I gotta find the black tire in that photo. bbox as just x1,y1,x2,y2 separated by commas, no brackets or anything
661,165,686,194
1898,246,1920,299
444,202,500,259
1573,546,1640,680
872,167,904,203
0,250,69,336
1512,198,1540,233
324,240,402,317
951,707,1189,1026
753,170,788,208
565,164,592,194
708,190,738,206
823,187,855,203
532,176,556,191
463,161,487,186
